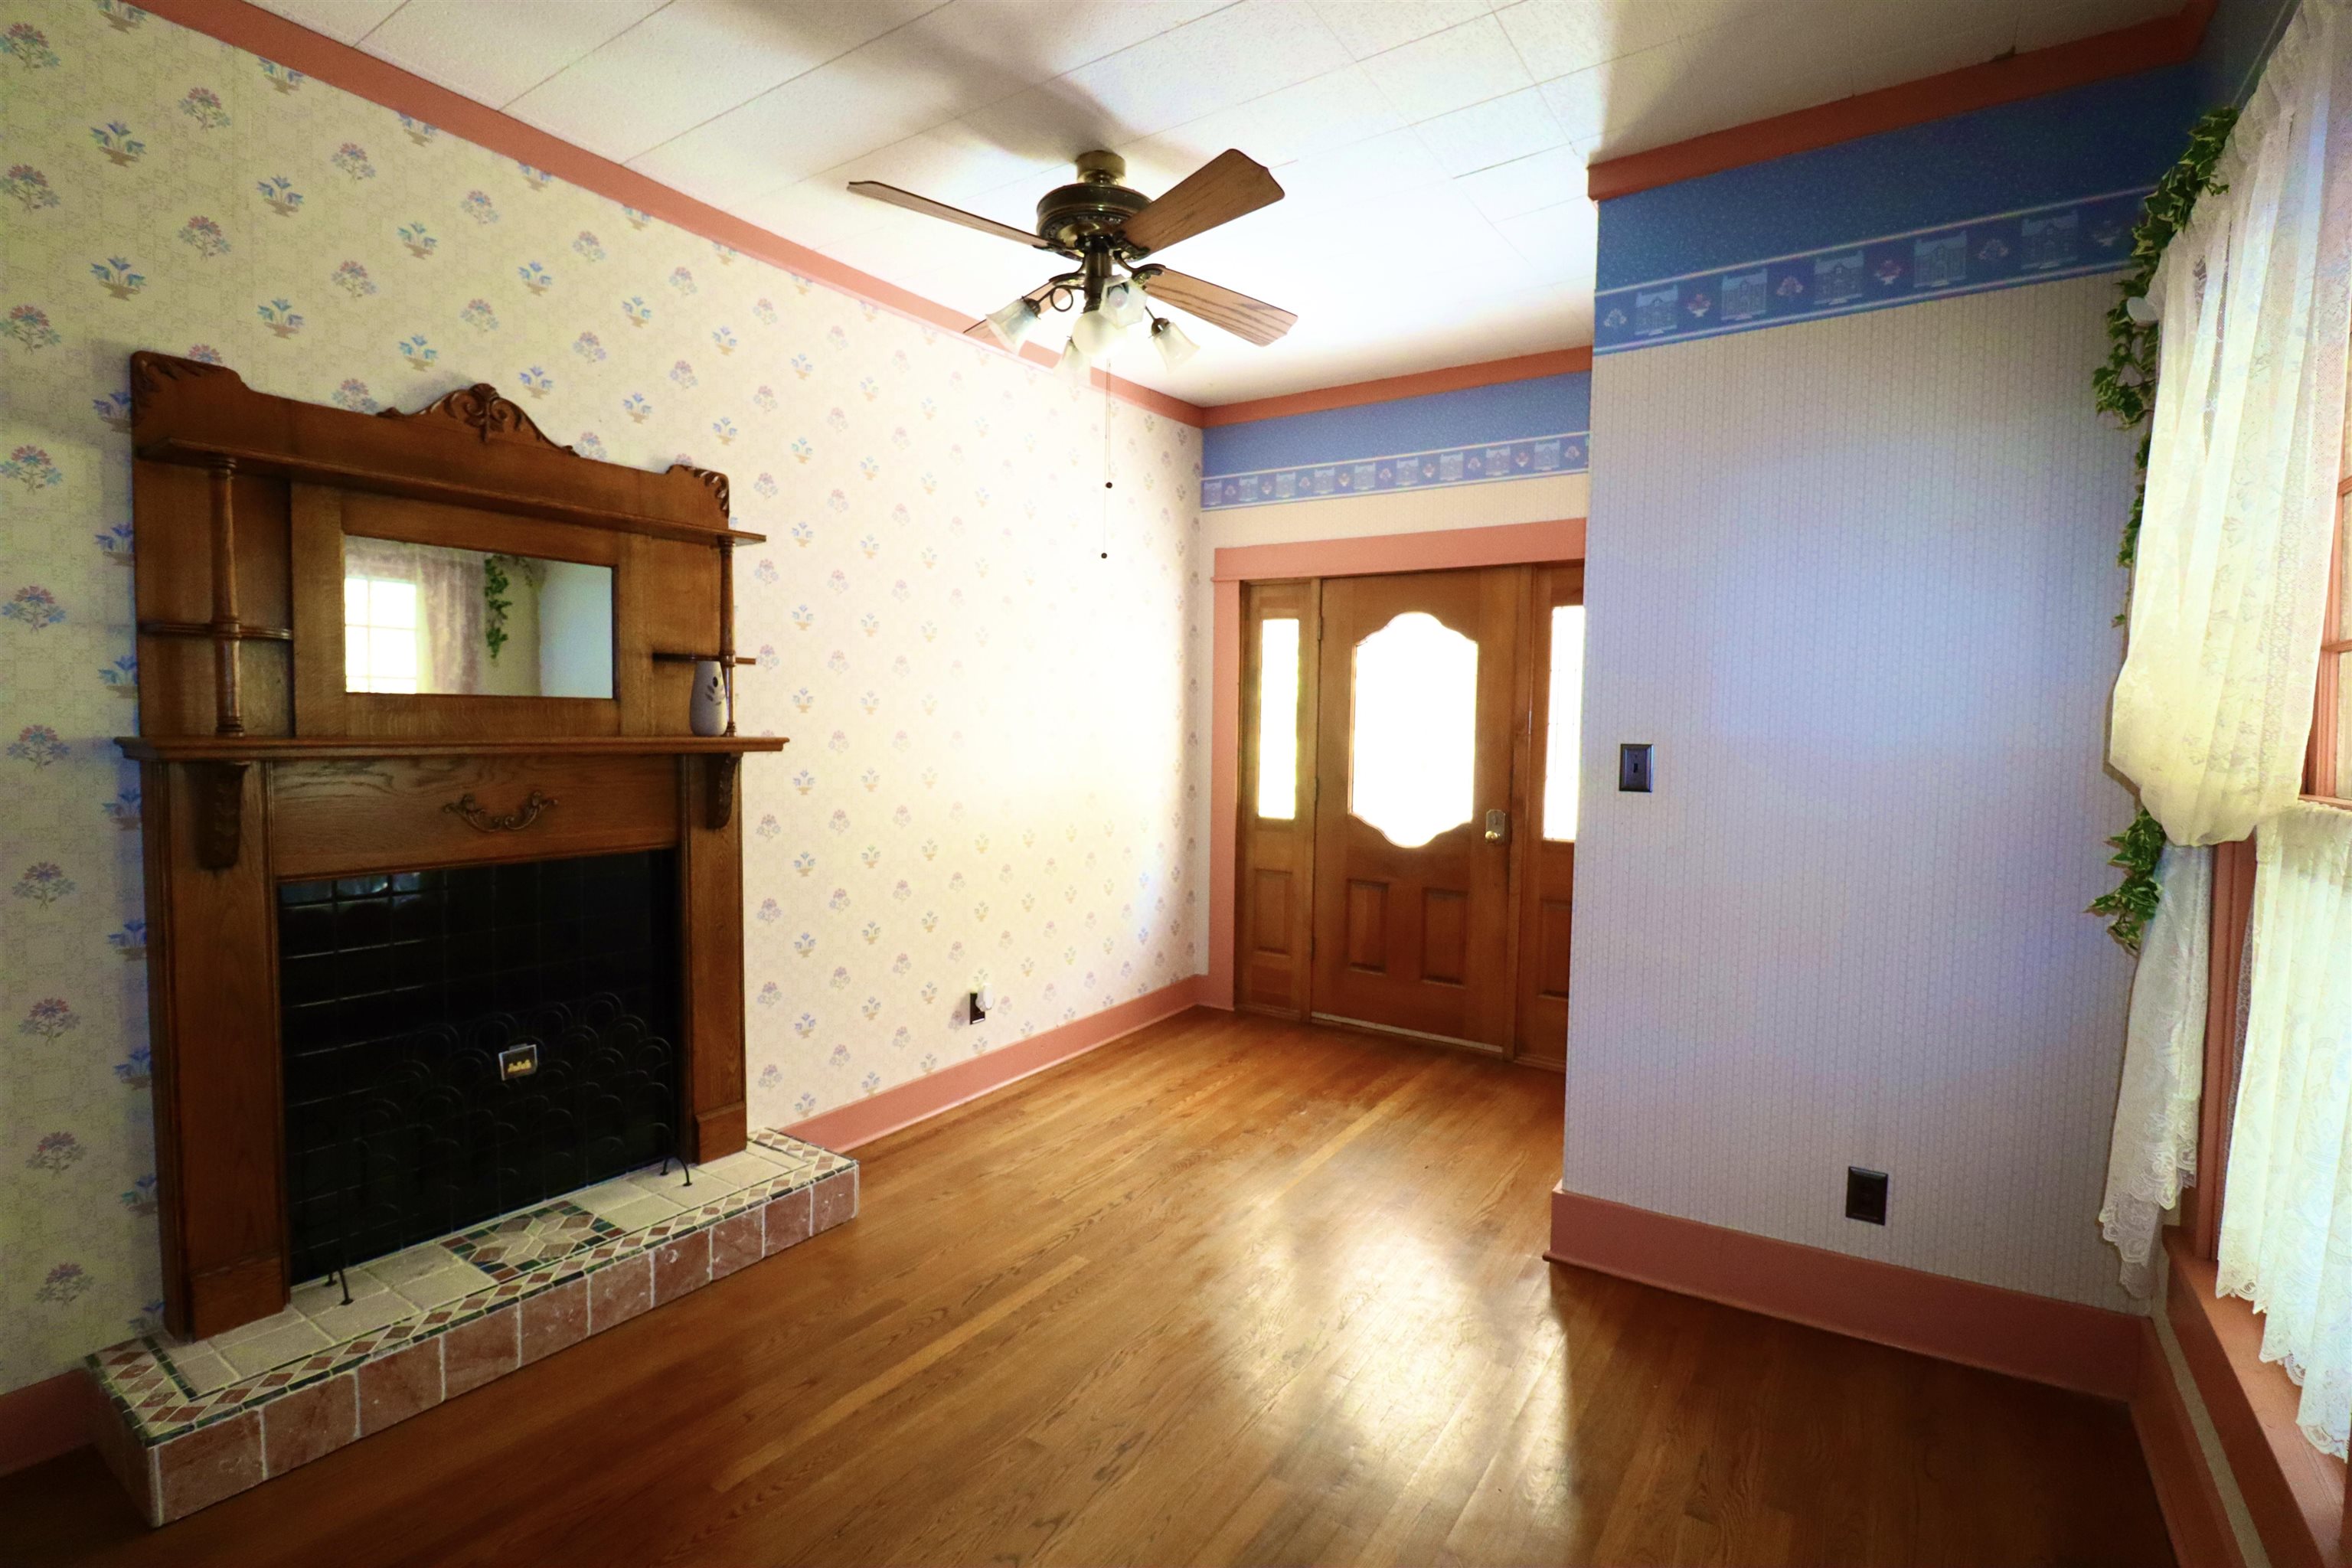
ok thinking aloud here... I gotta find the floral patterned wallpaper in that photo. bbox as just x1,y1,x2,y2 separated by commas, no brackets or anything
0,0,1207,1394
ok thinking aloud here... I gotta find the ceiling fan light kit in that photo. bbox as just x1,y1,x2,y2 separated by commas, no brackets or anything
1151,316,1199,371
984,294,1042,351
848,147,1298,368
1071,305,1125,359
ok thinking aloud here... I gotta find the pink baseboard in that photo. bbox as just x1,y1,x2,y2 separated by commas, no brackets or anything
784,978,1206,1152
2132,1318,2249,1568
0,1369,91,1478
1546,1186,2144,1402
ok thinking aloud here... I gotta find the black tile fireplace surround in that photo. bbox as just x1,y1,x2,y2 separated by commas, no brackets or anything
278,850,682,1282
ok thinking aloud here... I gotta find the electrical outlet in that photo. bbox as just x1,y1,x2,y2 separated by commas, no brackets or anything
1846,1166,1889,1226
1619,743,1653,793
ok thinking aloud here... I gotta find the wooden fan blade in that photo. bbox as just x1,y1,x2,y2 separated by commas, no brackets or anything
1122,149,1284,255
848,181,1048,249
1140,267,1296,346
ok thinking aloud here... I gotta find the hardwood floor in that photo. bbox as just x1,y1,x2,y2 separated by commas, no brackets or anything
7,1008,2174,1566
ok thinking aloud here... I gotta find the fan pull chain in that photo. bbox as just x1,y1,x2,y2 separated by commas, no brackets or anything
1100,371,1112,560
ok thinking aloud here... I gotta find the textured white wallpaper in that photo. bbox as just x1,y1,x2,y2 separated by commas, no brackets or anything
1569,278,2142,1311
0,0,1207,1393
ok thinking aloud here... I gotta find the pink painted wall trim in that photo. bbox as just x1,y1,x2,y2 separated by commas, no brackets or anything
132,0,1204,428
783,979,1205,1152
2132,1319,2251,1568
1206,518,1586,1008
1547,1187,2145,1401
0,1369,90,1478
1211,518,1587,583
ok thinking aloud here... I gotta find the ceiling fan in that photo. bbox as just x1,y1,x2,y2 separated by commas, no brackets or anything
847,149,1297,372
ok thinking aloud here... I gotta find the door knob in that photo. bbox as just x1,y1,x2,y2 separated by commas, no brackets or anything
1485,808,1508,843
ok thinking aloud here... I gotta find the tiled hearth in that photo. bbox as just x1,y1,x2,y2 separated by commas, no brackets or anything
84,1132,857,1525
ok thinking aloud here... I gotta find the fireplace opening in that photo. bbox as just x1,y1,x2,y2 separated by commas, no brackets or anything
278,850,682,1283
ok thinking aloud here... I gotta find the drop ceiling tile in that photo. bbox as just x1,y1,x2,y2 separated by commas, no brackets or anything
1843,8,2022,92
834,123,1061,206
1412,85,1567,177
630,8,1047,203
1271,126,1452,214
1050,1,1354,142
503,0,938,164
1127,64,1407,184
1538,37,1698,145
939,0,1239,80
1360,13,1535,123
249,0,407,45
1491,0,1686,80
956,81,1155,176
1311,0,1491,61
355,0,670,110
2014,0,2175,51
1494,198,1598,283
1452,143,1586,223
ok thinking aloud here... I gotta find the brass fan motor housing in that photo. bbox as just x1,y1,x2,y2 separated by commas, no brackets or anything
1035,149,1150,253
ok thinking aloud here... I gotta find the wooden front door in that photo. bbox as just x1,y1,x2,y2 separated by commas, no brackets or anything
1236,562,1584,1063
1310,567,1524,1049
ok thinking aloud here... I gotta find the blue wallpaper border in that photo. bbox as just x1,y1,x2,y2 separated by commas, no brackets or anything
1200,433,1589,511
1593,188,2149,355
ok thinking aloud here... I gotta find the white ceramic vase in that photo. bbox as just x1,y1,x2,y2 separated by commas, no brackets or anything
689,660,727,737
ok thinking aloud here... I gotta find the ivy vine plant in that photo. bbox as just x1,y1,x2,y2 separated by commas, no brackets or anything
2088,105,2236,952
482,554,514,661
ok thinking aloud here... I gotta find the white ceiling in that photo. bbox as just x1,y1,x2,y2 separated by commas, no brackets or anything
254,0,2180,404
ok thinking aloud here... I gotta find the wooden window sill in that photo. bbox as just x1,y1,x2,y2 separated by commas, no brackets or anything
2164,1230,2348,1568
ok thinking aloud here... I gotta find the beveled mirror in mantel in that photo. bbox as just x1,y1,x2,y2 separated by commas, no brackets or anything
342,535,615,699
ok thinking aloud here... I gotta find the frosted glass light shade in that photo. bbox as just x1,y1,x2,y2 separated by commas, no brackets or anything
1152,317,1197,370
1072,307,1123,358
984,295,1039,349
1056,338,1092,380
1102,279,1146,327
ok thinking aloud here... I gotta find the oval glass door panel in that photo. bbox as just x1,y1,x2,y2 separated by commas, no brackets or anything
1349,611,1477,848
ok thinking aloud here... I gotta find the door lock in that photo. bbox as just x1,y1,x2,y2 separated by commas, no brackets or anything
1485,808,1508,843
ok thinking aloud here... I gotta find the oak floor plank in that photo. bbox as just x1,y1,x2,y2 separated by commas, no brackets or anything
2,1008,2174,1567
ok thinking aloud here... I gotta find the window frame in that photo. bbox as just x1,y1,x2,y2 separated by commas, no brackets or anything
2172,375,2352,1568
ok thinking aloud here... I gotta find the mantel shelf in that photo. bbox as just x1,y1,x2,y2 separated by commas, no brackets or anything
116,734,789,763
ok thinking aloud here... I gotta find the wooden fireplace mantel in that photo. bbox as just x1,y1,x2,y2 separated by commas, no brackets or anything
122,354,781,1341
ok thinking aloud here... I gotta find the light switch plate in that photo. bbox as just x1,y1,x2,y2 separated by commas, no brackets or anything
1619,743,1653,793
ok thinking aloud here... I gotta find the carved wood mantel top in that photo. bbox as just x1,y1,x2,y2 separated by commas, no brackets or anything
128,353,761,545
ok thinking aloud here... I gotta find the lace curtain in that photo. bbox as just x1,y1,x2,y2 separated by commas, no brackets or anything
344,535,485,693
2099,845,2213,1298
2099,0,2352,1299
2219,804,2352,1456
